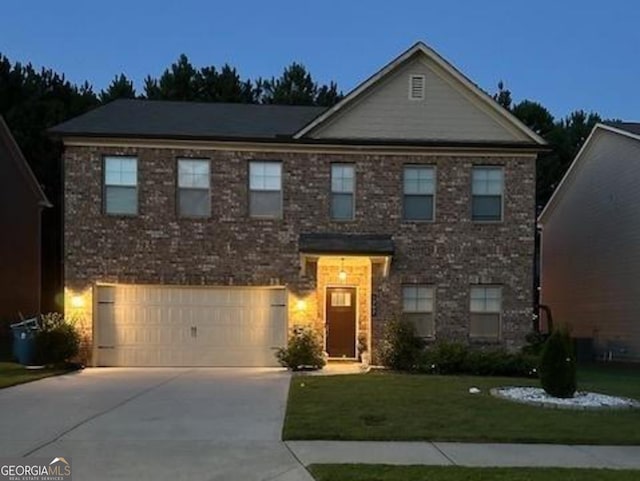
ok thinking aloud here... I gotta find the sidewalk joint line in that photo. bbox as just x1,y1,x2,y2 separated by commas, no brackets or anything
431,442,457,465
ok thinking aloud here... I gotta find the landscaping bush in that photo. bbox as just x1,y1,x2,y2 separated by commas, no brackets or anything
539,326,577,398
35,312,81,366
379,319,425,371
522,330,550,356
276,325,326,371
417,341,538,378
419,341,468,374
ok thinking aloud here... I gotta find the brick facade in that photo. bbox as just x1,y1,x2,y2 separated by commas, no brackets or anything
65,143,535,362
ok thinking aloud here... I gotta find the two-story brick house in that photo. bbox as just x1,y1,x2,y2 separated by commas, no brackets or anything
51,42,546,367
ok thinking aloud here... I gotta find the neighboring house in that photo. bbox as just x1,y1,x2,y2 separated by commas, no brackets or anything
0,116,51,325
50,42,546,367
539,122,640,361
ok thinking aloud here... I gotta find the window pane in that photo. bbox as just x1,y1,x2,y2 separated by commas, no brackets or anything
470,313,500,338
250,191,281,217
472,196,502,221
106,186,137,215
331,193,353,220
473,167,503,195
105,157,137,186
403,286,433,313
179,189,210,217
331,164,354,193
178,159,209,188
250,162,281,190
404,167,434,194
470,287,502,313
404,195,433,220
403,313,434,337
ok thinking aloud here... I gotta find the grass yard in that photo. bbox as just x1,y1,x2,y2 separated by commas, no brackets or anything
309,465,640,481
0,362,70,389
283,364,640,444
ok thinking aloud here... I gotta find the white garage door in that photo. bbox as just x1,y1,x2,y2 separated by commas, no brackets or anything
95,285,287,367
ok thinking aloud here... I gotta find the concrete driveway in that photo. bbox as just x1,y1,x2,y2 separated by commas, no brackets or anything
0,368,311,481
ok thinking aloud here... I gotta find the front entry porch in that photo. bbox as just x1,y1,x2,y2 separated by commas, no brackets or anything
292,233,394,363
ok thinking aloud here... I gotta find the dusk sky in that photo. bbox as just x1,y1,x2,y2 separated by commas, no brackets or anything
2,0,637,120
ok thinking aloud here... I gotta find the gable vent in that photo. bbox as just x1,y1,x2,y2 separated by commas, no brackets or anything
409,74,425,100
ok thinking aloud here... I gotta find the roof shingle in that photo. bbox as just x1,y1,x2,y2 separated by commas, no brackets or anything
49,99,326,140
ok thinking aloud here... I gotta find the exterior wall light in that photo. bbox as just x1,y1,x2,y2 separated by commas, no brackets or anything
70,295,85,309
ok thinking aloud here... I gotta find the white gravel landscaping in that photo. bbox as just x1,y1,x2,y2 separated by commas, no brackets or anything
491,386,640,410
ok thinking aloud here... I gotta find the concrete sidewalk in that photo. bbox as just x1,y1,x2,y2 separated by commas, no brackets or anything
287,441,640,469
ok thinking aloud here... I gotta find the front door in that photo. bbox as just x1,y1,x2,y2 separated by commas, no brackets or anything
326,287,357,358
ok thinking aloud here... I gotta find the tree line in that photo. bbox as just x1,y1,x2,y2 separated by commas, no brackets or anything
0,52,605,311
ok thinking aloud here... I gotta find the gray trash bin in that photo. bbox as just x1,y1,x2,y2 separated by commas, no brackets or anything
10,318,39,365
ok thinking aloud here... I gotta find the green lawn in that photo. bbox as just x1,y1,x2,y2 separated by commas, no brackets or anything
0,362,70,389
283,364,640,444
309,465,639,481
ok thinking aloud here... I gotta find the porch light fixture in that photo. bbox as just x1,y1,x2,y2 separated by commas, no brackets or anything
338,258,347,282
70,295,85,309
296,299,307,311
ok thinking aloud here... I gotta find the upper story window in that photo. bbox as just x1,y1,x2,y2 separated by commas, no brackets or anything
104,156,137,215
403,166,435,221
249,161,282,218
178,159,210,217
331,163,355,220
472,167,503,221
469,286,502,339
402,285,435,337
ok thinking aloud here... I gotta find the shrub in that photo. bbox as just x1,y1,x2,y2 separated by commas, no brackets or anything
420,341,468,374
417,341,538,378
539,326,577,398
35,312,81,365
276,325,325,371
379,319,425,371
522,330,550,356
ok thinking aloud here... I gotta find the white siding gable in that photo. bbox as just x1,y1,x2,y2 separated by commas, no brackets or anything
540,129,640,358
309,57,530,143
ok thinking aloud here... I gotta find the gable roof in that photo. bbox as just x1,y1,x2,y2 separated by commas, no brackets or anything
605,121,640,136
0,116,51,208
49,99,326,140
538,122,640,225
293,42,547,146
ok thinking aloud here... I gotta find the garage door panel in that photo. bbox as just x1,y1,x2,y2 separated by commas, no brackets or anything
96,285,287,367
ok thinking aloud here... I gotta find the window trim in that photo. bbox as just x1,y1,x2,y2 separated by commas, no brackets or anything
471,165,504,223
176,157,211,219
469,285,502,339
401,284,436,338
402,164,436,222
102,155,138,217
248,160,283,219
330,162,356,221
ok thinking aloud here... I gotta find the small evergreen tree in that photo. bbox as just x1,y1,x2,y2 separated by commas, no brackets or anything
539,326,577,398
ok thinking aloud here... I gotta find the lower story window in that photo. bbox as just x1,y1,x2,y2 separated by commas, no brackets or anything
402,285,434,337
469,286,502,339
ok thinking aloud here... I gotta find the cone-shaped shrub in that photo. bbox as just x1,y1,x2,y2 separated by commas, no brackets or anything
539,326,577,398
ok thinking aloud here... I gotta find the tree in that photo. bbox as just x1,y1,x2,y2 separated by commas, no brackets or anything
539,326,577,398
261,62,317,105
260,62,342,106
150,54,199,101
0,53,99,313
194,64,255,103
511,100,555,137
99,74,136,103
493,80,512,110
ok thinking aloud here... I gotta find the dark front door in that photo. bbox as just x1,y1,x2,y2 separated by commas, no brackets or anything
326,287,357,358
